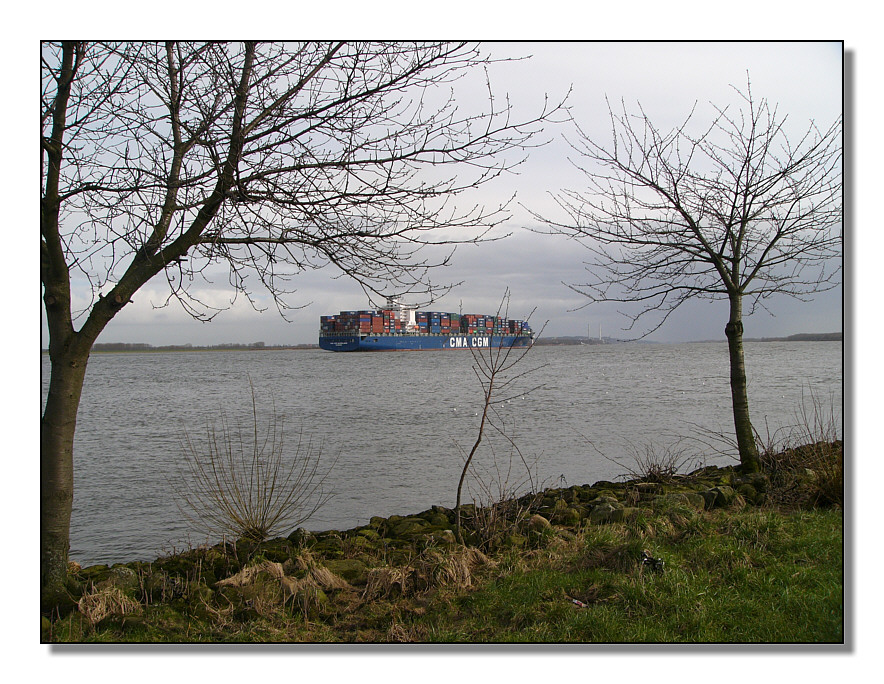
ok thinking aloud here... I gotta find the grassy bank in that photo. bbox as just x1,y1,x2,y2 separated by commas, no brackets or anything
43,441,843,644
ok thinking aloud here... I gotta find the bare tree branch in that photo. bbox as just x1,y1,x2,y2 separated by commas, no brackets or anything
40,40,566,602
531,79,841,470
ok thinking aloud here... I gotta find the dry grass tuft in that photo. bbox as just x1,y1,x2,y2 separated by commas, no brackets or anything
363,547,495,600
78,587,142,625
289,550,352,591
387,620,428,643
216,559,286,588
762,440,843,509
308,564,352,592
363,567,411,600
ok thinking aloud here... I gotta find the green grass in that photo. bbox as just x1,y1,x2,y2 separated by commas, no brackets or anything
405,509,843,643
45,501,843,644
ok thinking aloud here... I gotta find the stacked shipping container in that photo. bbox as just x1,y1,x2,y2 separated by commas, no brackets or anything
320,308,532,337
320,310,404,335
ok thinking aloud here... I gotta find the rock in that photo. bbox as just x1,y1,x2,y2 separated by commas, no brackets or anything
431,529,458,546
556,529,578,542
737,484,759,505
700,489,718,509
311,534,344,556
703,485,738,508
655,491,705,511
260,539,295,563
589,503,617,524
419,507,453,528
595,490,620,502
588,495,620,507
389,517,430,537
186,580,215,604
552,505,582,526
591,480,619,490
324,559,368,585
634,481,664,492
527,514,551,532
688,465,725,479
80,564,111,584
683,492,706,510
552,498,569,512
98,565,139,594
355,528,381,542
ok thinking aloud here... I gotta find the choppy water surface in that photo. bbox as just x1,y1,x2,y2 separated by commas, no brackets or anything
41,341,842,565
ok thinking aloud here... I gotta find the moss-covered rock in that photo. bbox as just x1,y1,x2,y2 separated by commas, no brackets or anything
697,485,741,509
324,558,369,586
736,484,760,505
552,505,583,526
590,480,620,491
311,540,344,558
429,513,453,528
430,529,458,546
389,516,431,537
589,503,618,525
355,527,381,542
527,514,551,532
259,538,295,563
287,528,315,546
588,494,620,507
79,564,111,585
184,580,215,609
97,565,140,595
709,485,738,508
654,491,706,512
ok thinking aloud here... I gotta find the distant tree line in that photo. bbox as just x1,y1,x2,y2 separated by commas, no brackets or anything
751,332,842,342
83,342,318,352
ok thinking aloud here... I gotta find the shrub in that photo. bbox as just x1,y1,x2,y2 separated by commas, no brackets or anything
173,381,334,542
758,390,843,509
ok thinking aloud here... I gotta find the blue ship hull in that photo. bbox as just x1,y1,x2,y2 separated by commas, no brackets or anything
319,333,532,352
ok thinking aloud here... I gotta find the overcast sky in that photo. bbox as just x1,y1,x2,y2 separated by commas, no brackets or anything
40,41,843,347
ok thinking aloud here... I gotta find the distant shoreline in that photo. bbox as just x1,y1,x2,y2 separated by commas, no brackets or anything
43,343,320,354
41,332,841,354
535,331,842,346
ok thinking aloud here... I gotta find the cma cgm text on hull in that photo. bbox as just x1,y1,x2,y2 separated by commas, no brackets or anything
318,299,533,352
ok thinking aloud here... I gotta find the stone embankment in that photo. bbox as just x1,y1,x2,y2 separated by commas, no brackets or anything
66,464,766,607
43,440,842,640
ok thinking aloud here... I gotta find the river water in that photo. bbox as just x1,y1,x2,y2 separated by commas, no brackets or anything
41,341,842,566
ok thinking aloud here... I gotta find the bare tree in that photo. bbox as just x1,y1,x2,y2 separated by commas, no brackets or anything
41,41,564,603
535,82,841,472
454,292,545,543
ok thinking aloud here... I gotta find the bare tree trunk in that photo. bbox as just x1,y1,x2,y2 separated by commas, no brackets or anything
455,378,492,544
725,294,761,472
40,344,90,605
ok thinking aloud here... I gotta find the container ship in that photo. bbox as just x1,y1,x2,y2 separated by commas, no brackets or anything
319,298,533,352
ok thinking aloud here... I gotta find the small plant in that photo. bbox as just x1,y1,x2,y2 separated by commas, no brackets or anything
173,381,334,543
616,440,704,484
453,290,546,544
757,390,843,509
584,435,705,484
460,438,545,550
